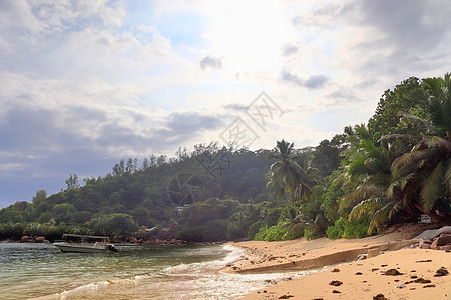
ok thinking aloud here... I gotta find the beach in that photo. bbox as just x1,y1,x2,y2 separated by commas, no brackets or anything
226,224,451,299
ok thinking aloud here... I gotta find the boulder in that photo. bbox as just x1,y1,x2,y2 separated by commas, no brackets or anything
20,236,32,242
430,236,451,250
419,239,432,249
34,236,46,243
439,244,451,251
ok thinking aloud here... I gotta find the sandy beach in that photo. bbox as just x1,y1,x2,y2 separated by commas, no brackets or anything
226,224,451,299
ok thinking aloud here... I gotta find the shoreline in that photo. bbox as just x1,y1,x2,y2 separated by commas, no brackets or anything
225,224,451,299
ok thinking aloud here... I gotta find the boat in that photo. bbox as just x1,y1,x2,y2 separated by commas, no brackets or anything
53,234,118,253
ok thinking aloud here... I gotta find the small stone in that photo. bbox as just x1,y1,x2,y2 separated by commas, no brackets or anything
332,290,341,294
329,280,343,286
384,268,402,276
331,268,340,272
395,283,406,289
410,275,418,279
414,278,431,284
279,295,294,299
355,272,363,275
423,284,436,288
434,267,449,277
373,294,387,300
372,268,379,272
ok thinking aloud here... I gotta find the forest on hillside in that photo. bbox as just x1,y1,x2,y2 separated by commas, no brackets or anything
1,73,450,242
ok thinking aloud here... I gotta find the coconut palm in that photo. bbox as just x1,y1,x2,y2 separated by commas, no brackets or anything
337,125,408,233
388,73,451,222
267,140,318,205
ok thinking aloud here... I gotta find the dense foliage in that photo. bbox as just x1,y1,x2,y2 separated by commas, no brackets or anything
1,73,450,242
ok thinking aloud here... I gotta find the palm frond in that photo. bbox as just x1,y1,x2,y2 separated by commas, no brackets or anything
368,201,397,234
398,113,437,134
380,134,421,144
420,161,445,212
422,136,451,151
445,158,451,192
391,148,437,179
348,197,390,221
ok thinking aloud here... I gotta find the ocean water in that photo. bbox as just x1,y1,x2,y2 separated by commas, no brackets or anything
0,242,306,300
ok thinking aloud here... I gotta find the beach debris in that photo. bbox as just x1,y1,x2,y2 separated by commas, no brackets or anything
329,280,343,286
355,272,363,275
415,259,432,263
373,293,387,300
384,268,402,276
423,284,436,288
332,290,341,293
331,268,340,272
357,253,368,260
395,283,406,289
278,294,294,299
371,268,379,272
381,264,388,267
434,267,448,277
410,275,418,279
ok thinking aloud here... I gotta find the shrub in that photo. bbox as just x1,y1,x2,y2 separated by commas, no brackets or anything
255,222,287,241
326,215,371,239
304,223,322,240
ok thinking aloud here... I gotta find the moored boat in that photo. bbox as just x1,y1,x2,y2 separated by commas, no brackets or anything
53,234,118,253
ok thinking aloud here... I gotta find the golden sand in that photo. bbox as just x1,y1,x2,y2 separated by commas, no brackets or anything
226,224,451,300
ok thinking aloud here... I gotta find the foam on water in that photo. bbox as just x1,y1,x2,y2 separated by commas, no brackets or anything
4,244,324,300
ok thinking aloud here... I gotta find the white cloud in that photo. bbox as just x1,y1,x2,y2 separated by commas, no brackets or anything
1,0,451,206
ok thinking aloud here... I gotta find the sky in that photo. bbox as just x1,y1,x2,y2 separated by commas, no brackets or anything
1,0,451,208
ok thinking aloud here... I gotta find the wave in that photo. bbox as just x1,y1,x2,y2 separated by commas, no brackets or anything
33,245,308,300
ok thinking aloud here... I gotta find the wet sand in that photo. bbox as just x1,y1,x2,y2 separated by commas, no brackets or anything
227,224,451,299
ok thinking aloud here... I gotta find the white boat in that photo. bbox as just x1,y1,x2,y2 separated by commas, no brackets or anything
53,234,118,253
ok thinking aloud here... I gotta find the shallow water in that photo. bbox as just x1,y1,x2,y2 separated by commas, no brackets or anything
0,243,307,300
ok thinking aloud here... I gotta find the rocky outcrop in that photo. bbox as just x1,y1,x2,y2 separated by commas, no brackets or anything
19,236,49,243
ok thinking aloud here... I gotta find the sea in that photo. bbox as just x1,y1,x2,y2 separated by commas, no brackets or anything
0,242,315,300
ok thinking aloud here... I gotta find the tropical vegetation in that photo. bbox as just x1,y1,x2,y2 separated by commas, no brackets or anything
1,73,450,242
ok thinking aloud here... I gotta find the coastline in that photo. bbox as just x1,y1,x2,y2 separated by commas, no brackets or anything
226,224,451,299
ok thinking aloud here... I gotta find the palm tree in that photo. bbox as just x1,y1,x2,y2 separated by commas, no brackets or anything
337,125,408,233
388,73,451,222
267,140,318,205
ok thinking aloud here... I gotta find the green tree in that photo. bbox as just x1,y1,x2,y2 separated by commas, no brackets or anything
389,73,451,222
65,174,80,189
32,190,47,206
337,125,406,233
267,140,317,204
368,77,424,141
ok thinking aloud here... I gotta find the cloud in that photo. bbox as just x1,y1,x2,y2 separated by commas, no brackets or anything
199,55,223,70
305,74,329,89
223,103,249,111
282,44,299,56
280,70,329,89
280,70,303,86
